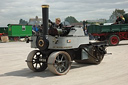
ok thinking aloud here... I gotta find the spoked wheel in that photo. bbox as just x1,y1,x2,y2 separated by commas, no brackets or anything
26,50,47,72
48,51,71,75
92,46,104,64
109,35,120,46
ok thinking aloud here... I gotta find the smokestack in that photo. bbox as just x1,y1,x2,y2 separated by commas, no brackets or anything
42,5,49,36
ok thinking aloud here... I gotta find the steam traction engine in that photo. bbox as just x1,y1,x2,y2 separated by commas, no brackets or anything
26,5,107,75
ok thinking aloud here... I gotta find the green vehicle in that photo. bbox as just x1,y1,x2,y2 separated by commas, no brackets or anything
7,24,32,40
88,24,128,46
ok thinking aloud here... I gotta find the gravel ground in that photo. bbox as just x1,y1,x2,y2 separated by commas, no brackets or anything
0,41,128,85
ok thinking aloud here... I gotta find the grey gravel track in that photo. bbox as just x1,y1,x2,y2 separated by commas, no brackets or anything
0,41,128,85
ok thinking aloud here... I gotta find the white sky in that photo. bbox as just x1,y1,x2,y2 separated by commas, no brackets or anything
0,0,128,26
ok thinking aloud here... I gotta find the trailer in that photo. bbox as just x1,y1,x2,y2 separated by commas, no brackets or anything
0,27,8,38
0,25,32,41
26,5,107,75
88,24,128,46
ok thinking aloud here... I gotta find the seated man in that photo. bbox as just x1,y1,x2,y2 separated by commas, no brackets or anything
48,18,73,36
49,18,63,29
48,18,64,36
55,18,63,28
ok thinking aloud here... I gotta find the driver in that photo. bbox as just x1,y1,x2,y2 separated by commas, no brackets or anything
55,18,63,29
49,18,63,29
48,18,65,36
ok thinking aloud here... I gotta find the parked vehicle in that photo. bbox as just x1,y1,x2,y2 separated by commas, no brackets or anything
8,24,32,40
0,24,32,41
0,27,8,38
88,24,128,45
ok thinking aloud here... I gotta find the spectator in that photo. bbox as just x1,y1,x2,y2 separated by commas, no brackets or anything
83,20,88,35
114,16,120,24
114,15,125,24
38,24,43,35
32,25,39,35
120,15,125,24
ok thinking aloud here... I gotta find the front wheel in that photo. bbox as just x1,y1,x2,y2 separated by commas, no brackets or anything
26,50,47,72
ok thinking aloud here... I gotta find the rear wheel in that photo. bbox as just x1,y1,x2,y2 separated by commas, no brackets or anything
75,46,105,64
48,51,71,75
26,50,47,72
108,35,120,46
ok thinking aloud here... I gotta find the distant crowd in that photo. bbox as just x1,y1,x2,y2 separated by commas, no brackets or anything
32,25,43,35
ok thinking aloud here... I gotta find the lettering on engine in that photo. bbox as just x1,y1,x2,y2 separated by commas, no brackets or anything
53,46,72,49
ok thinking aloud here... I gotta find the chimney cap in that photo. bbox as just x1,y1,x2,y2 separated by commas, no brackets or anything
42,5,49,8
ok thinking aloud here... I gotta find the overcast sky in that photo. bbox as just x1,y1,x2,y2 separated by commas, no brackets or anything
0,0,128,26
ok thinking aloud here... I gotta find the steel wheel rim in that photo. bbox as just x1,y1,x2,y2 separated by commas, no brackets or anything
32,51,45,70
111,36,118,45
92,47,104,63
48,51,71,75
54,54,69,73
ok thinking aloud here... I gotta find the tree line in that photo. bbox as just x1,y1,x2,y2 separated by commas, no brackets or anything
19,9,128,25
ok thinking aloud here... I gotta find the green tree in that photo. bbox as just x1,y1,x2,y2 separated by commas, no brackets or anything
19,19,28,25
109,9,125,23
65,16,78,24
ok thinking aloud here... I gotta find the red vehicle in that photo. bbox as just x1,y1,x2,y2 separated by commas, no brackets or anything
88,24,128,45
0,27,8,39
0,33,4,38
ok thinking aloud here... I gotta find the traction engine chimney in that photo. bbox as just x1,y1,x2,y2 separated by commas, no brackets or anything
42,5,49,36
